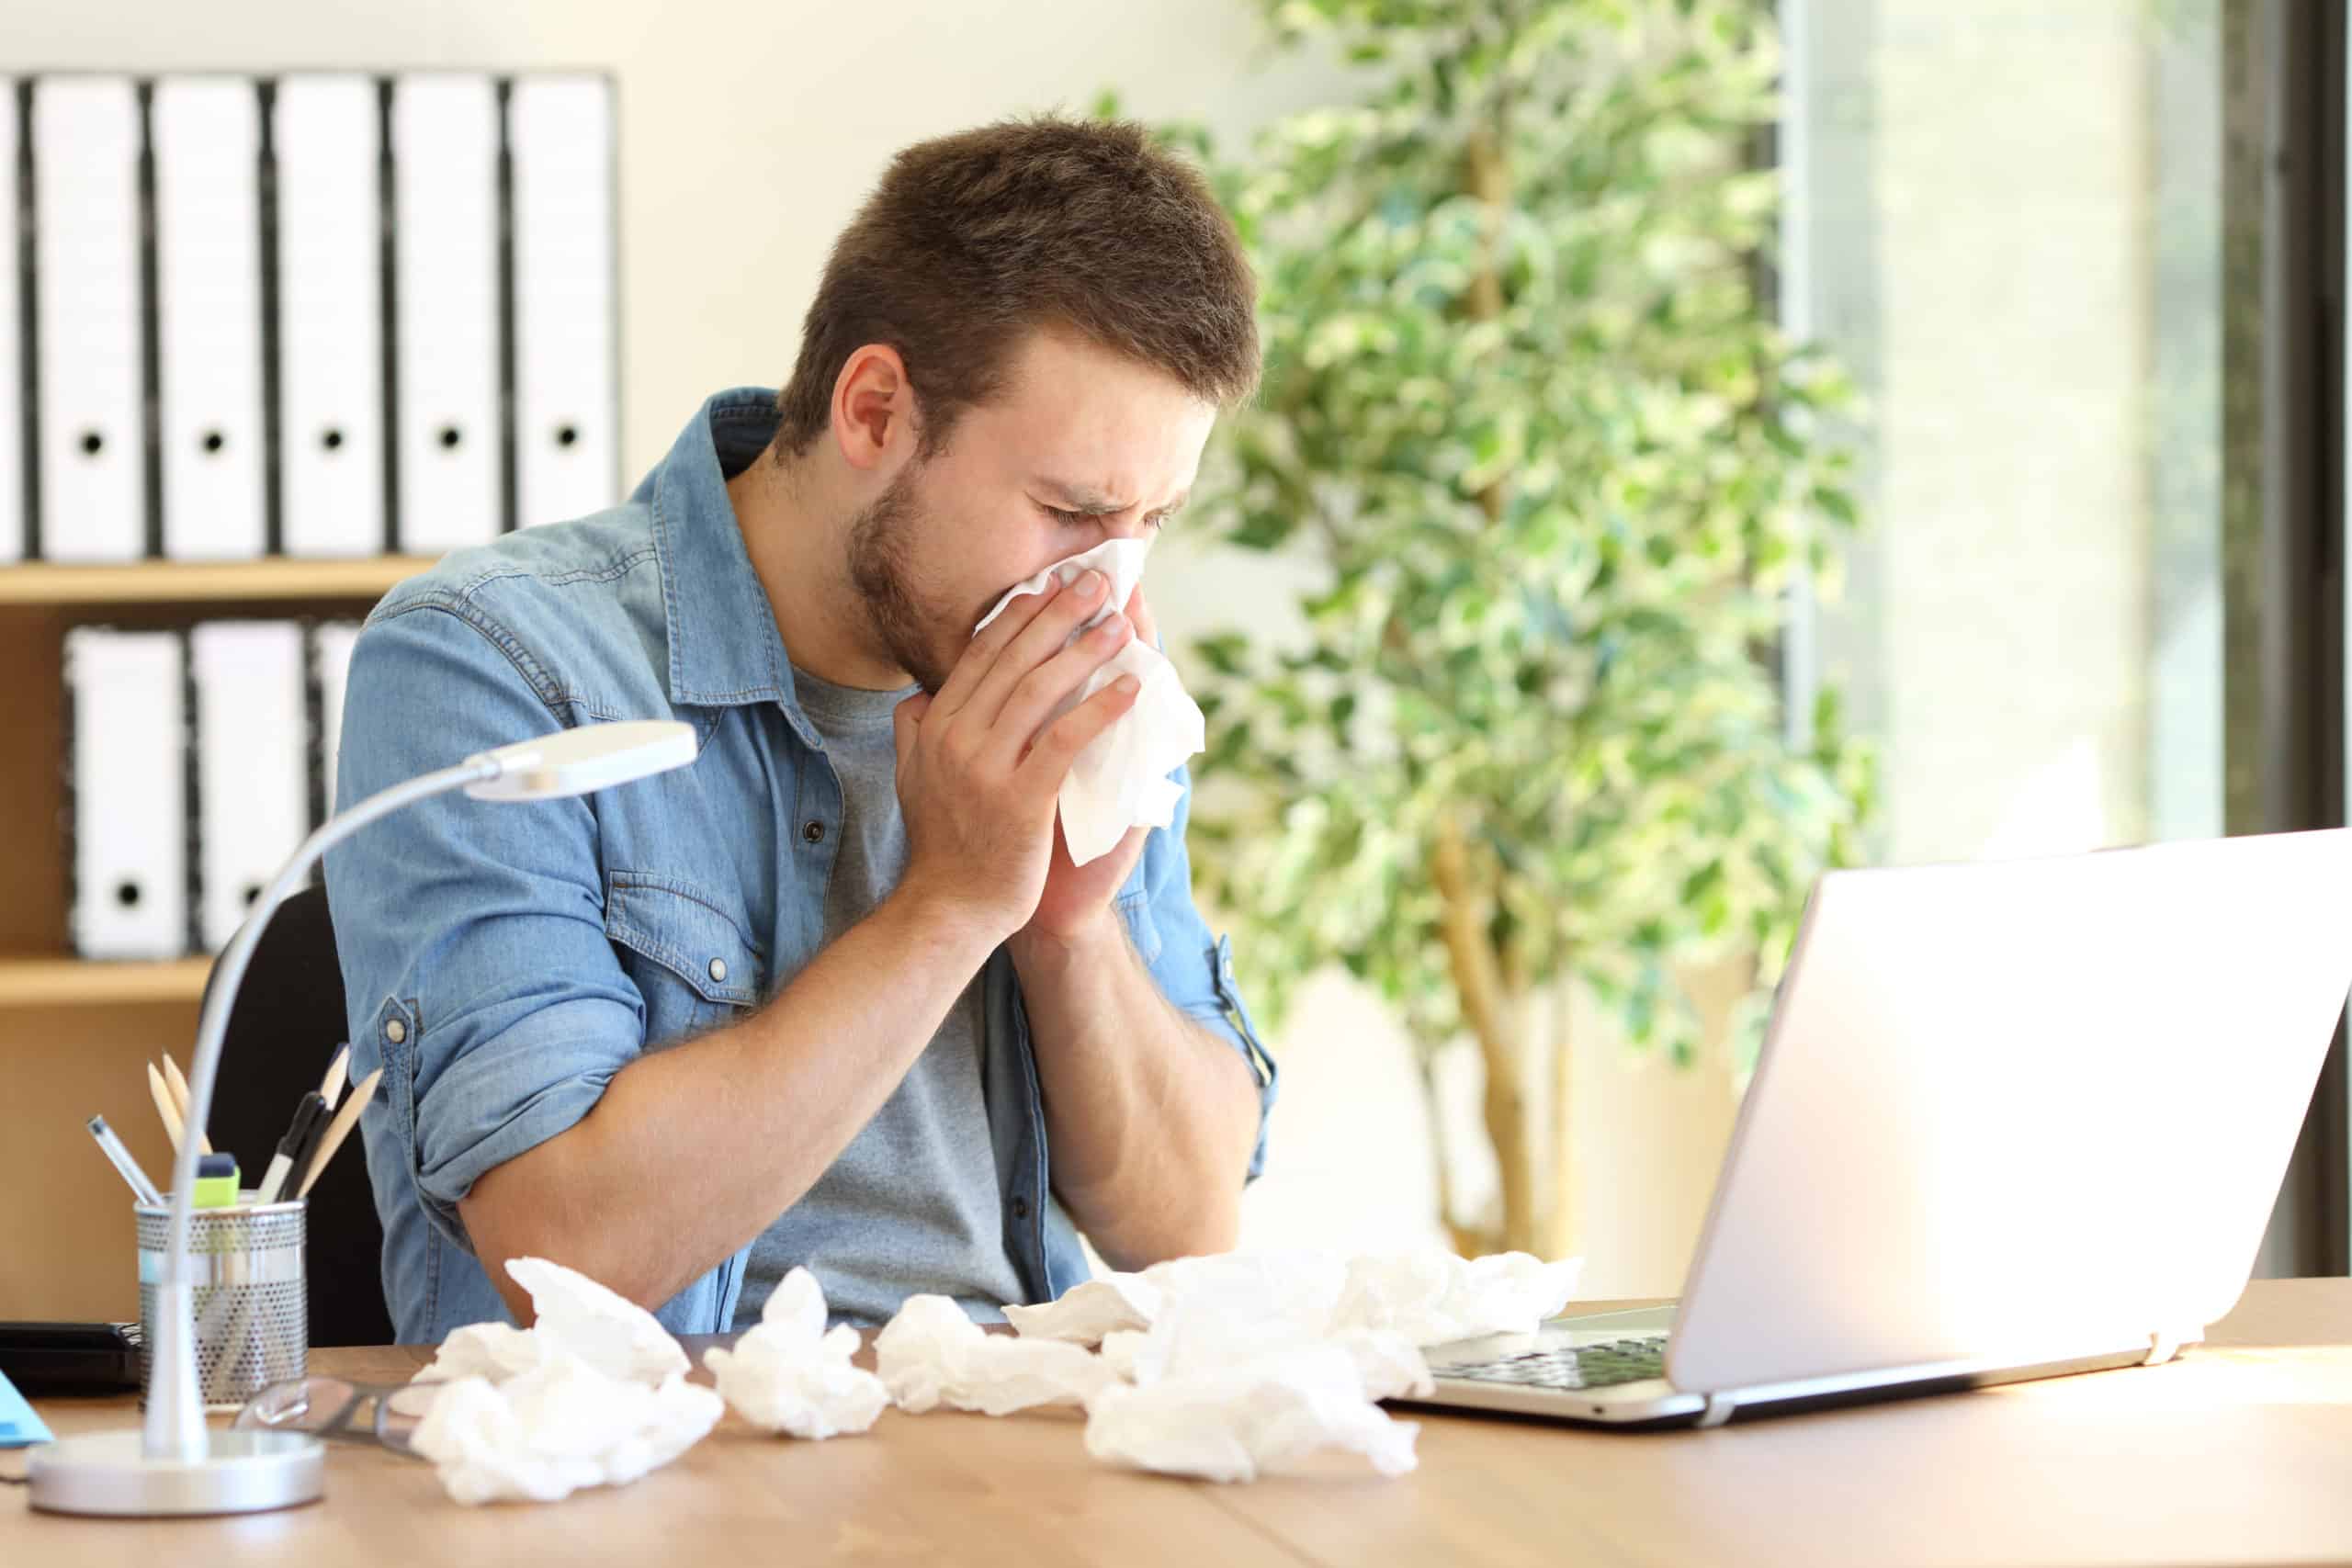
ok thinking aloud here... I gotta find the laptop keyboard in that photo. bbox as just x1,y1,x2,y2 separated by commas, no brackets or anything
1440,1337,1668,1391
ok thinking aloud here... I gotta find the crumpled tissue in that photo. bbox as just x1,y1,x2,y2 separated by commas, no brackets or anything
875,1293,1121,1416
409,1352,724,1506
404,1256,721,1505
972,537,1204,866
1025,1247,1579,1484
1084,1342,1424,1484
1001,1273,1162,1346
702,1267,889,1439
413,1257,688,1388
1077,1262,1433,1483
1328,1250,1584,1346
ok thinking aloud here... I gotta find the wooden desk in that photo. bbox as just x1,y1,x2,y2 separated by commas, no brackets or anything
6,1280,2348,1566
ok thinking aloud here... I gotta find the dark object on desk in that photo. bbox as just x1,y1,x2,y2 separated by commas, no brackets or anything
202,884,393,1348
0,1322,141,1393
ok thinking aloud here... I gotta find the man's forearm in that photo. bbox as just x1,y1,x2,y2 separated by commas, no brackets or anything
462,887,999,1323
1011,914,1261,1270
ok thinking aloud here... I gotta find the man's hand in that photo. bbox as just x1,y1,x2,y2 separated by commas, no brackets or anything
892,567,1140,946
1018,586,1159,952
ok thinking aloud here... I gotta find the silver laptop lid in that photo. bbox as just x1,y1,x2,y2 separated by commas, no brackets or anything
1667,829,2352,1395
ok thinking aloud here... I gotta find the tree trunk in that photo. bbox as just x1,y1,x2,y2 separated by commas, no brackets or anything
1430,816,1543,1255
1542,980,1578,1261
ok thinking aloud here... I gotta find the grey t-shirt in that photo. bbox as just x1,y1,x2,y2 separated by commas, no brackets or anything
734,666,1026,1329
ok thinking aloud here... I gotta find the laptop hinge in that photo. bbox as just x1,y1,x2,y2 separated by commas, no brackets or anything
2143,1327,2198,1367
1697,1393,1737,1429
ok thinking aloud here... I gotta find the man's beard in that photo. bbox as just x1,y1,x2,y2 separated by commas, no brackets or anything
845,466,956,693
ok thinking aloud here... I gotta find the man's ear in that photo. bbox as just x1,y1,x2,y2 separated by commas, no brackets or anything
830,344,917,472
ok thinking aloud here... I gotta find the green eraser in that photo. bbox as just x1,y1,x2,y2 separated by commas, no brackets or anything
192,1153,240,1209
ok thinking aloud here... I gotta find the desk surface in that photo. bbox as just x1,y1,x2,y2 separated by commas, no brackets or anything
7,1279,2349,1567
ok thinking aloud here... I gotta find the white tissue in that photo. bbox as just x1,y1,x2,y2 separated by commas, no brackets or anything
412,1321,553,1385
1107,1247,1580,1348
1136,1250,1351,1340
408,1357,723,1506
504,1256,692,1382
402,1256,716,1505
972,538,1204,865
703,1268,889,1439
412,1258,689,1389
1069,1247,1580,1483
1001,1274,1162,1346
1084,1343,1423,1484
1328,1251,1583,1345
875,1293,1121,1416
1106,1278,1435,1402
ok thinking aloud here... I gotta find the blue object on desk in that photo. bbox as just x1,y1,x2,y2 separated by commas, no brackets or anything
0,1367,54,1448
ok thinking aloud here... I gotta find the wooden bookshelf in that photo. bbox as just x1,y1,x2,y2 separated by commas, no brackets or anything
0,954,213,1008
0,555,434,607
0,554,418,1318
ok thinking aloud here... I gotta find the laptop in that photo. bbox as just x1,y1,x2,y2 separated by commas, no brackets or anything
1408,829,2352,1429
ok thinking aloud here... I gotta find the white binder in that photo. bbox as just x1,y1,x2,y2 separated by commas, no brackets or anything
190,621,307,951
0,77,22,565
391,73,501,556
509,74,617,529
275,73,386,558
311,619,361,819
34,77,147,564
153,76,266,560
66,628,188,958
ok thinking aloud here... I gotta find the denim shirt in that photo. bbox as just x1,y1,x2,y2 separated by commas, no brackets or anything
324,388,1278,1345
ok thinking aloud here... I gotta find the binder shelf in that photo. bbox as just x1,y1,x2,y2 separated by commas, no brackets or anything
0,554,413,1010
0,557,432,606
0,955,211,1008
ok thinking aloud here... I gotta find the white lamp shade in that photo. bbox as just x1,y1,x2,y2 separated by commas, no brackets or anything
465,719,696,801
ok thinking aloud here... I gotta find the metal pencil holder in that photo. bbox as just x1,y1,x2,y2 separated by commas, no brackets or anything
136,1194,308,1412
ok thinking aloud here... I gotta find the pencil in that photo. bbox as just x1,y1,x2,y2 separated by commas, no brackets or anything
296,1067,382,1199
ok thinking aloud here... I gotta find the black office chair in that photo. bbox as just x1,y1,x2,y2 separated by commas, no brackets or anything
201,885,394,1348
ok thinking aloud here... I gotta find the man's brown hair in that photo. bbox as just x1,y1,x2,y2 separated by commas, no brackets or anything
774,117,1260,459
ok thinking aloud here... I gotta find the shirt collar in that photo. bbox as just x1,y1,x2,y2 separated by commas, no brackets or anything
644,388,823,746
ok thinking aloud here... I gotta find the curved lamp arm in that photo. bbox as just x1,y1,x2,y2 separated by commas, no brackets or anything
146,759,496,1458
145,717,695,1461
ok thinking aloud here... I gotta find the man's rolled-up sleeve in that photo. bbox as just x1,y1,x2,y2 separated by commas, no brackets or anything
1136,762,1279,1182
324,598,650,1254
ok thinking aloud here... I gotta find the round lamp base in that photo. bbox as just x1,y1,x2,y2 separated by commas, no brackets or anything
28,1427,324,1517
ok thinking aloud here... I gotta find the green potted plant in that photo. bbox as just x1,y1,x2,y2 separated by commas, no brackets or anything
1147,0,1875,1258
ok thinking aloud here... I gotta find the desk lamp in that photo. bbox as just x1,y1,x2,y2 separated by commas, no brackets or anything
28,720,697,1516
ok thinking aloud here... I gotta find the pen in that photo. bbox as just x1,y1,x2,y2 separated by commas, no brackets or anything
255,1092,327,1205
85,1114,163,1206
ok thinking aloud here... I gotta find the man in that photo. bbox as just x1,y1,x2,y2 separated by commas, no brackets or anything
326,118,1277,1341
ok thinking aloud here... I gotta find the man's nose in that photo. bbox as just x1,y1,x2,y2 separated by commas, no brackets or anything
1100,513,1157,544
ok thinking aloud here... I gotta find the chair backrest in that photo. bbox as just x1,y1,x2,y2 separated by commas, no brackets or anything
201,884,393,1348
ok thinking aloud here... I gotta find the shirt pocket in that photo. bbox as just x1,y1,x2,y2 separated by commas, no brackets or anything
604,870,765,1044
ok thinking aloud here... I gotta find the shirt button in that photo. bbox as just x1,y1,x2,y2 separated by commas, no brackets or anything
708,957,729,984
385,1018,406,1045
802,820,826,845
1011,1195,1030,1221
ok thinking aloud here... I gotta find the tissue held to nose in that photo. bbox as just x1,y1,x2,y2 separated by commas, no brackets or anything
971,537,1204,865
